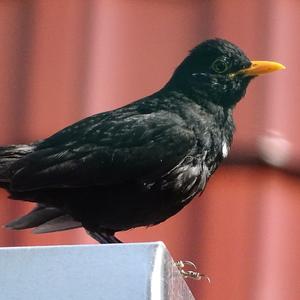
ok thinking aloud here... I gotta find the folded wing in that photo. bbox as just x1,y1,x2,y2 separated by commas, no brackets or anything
8,110,196,191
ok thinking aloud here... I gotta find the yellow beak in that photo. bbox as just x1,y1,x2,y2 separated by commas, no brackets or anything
237,60,286,76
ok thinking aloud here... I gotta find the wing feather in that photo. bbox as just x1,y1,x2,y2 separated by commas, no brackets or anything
9,110,196,191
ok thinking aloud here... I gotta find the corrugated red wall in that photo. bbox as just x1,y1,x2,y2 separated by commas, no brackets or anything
1,1,299,299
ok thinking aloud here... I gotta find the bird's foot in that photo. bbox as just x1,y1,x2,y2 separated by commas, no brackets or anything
175,260,210,282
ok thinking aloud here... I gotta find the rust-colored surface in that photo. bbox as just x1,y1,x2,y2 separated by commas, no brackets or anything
0,1,299,299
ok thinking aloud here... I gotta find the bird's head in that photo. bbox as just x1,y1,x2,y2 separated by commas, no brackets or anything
168,38,285,108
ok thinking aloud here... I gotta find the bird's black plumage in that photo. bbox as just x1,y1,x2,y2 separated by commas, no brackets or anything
0,39,283,243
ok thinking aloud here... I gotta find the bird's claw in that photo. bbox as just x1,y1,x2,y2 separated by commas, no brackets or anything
175,260,210,282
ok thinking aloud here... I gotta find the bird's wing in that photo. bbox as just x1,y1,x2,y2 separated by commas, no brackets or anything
9,110,196,191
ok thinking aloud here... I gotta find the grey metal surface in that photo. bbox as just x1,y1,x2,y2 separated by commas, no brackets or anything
0,242,194,300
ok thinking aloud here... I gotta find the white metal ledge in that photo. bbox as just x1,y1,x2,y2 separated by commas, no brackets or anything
0,242,194,300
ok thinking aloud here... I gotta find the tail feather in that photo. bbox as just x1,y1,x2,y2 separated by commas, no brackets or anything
32,215,82,234
5,205,82,233
5,205,62,230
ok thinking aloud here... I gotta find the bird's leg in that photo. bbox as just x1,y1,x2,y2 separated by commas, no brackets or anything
175,260,210,282
87,230,122,244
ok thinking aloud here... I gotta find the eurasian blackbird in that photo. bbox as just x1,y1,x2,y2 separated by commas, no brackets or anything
1,39,284,243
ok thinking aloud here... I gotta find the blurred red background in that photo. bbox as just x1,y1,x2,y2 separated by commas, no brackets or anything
0,1,299,299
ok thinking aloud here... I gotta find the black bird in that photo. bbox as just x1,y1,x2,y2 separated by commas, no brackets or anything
1,39,284,244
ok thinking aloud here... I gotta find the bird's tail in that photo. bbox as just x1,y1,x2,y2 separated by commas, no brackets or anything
1,143,83,234
0,144,35,182
5,204,82,233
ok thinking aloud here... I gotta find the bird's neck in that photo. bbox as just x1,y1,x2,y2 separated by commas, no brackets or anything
161,80,230,116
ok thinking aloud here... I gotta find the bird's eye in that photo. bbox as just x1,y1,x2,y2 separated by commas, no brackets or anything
211,58,229,74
